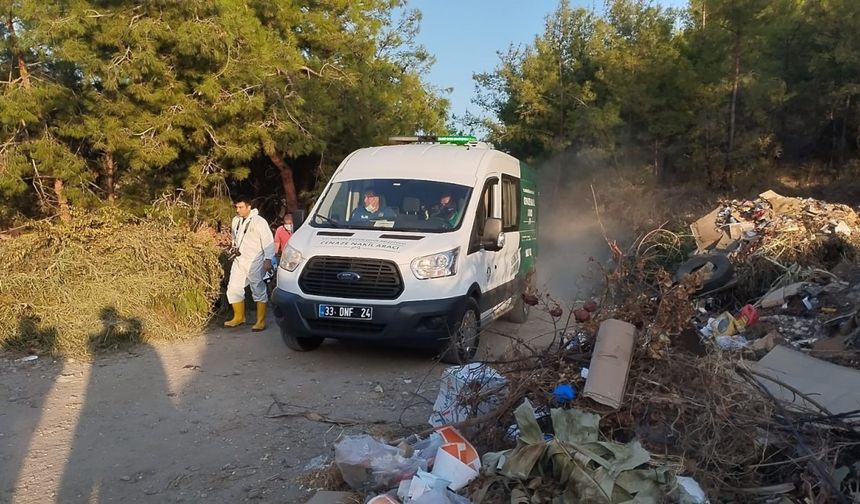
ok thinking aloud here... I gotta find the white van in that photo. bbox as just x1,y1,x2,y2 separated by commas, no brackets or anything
272,136,538,363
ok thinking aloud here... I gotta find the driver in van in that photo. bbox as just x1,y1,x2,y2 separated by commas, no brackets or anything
430,192,460,226
350,188,395,222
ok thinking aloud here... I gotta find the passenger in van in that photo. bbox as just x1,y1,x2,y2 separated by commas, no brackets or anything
430,192,460,227
350,188,395,222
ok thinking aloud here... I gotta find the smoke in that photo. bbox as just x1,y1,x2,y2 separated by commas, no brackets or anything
533,146,720,304
533,149,636,304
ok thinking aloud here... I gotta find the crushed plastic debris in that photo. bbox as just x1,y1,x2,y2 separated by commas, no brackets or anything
313,189,860,504
429,362,507,427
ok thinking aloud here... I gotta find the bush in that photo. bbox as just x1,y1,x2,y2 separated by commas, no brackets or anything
0,208,223,358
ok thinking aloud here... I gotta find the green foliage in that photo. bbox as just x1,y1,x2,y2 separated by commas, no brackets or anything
476,0,860,185
0,0,448,223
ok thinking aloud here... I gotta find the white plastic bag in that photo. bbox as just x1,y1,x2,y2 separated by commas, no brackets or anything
429,363,507,427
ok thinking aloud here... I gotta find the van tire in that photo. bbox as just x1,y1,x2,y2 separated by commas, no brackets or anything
440,297,481,364
506,294,530,324
280,326,324,352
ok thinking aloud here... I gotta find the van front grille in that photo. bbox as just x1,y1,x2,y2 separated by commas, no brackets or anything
299,256,403,300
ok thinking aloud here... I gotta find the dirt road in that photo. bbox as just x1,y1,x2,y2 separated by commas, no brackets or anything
2,177,611,504
1,311,556,504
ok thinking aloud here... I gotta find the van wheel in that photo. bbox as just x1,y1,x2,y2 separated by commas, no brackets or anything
506,294,530,324
441,298,480,364
280,325,324,352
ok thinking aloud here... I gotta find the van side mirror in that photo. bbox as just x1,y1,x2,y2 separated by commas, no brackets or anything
481,218,504,251
292,209,306,229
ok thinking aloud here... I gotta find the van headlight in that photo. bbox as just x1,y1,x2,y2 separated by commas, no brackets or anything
411,248,459,279
279,245,304,272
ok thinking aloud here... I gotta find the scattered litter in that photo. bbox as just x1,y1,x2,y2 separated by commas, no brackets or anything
16,355,38,362
749,332,784,352
334,435,427,491
676,476,709,503
483,399,669,502
429,362,507,427
583,319,636,409
750,345,860,422
312,188,860,503
760,282,807,309
736,304,759,328
431,427,479,491
551,383,575,404
333,427,479,503
397,470,448,501
835,220,852,236
714,334,749,350
303,455,328,471
409,485,471,503
706,312,738,337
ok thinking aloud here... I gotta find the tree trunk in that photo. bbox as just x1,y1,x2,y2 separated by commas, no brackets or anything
104,152,116,201
6,14,31,89
726,29,742,189
839,95,851,169
267,150,299,212
54,178,71,222
828,107,837,170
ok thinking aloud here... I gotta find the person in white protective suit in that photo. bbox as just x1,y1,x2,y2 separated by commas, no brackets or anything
224,195,275,331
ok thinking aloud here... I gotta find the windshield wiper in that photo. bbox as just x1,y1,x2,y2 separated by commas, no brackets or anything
312,214,341,228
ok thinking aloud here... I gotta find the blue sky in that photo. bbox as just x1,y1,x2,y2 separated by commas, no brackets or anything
407,0,686,125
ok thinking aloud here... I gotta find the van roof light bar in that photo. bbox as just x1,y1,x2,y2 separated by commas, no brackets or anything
388,135,478,146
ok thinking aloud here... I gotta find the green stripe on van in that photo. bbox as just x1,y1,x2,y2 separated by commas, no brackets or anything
518,161,538,276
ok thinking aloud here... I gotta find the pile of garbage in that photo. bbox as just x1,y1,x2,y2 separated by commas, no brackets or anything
302,189,860,504
310,355,705,504
690,189,860,298
680,189,860,363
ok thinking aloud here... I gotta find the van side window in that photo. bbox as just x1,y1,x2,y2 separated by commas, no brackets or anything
501,175,520,232
469,177,499,254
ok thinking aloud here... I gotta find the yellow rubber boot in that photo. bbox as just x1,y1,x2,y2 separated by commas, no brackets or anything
252,302,267,332
223,301,245,327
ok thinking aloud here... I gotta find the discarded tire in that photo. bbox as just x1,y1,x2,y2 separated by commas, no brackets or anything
674,253,735,294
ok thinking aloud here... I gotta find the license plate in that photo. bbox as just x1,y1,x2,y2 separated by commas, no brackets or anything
318,304,373,320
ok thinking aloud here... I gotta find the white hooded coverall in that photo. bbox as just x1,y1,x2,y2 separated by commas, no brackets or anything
227,208,276,304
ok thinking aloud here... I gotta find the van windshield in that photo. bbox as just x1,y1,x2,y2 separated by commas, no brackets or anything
310,179,472,232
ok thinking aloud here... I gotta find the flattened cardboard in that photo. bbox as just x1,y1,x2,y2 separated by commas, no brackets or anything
690,208,727,252
750,345,860,422
759,189,802,214
759,282,806,308
583,319,636,409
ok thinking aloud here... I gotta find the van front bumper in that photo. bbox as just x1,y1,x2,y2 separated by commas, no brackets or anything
271,288,467,346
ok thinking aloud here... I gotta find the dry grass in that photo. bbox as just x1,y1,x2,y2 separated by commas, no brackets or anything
0,207,223,358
